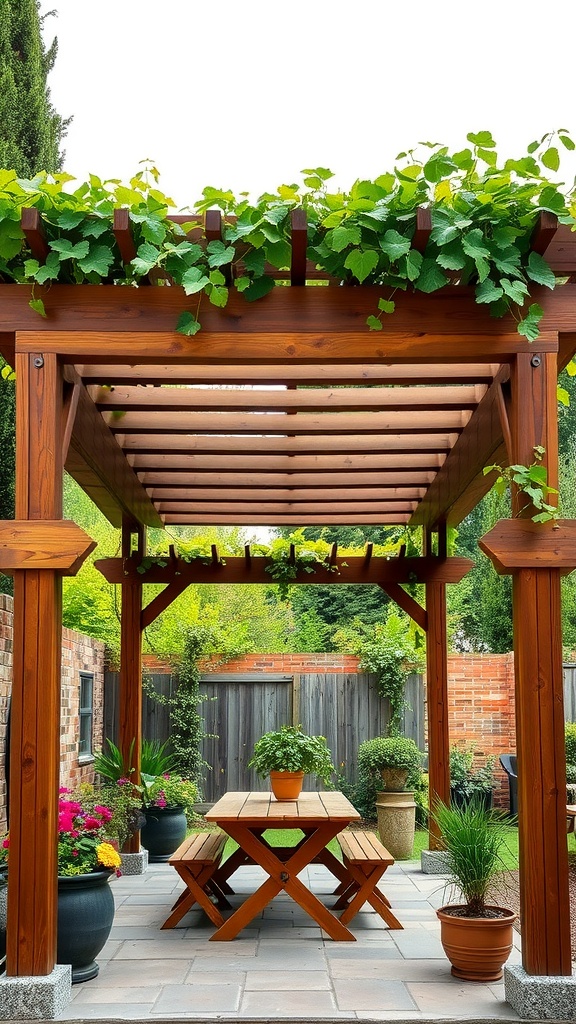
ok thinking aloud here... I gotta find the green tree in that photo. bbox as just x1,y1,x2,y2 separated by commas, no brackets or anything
0,0,67,176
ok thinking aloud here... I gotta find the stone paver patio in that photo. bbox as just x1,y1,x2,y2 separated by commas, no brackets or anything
54,858,525,1021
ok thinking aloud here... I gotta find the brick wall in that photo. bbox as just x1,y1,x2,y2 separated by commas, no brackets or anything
0,595,105,831
143,651,516,808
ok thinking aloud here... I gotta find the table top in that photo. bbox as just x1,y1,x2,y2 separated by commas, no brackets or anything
205,790,360,827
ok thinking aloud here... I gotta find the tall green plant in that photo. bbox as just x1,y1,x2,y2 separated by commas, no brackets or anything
433,798,515,915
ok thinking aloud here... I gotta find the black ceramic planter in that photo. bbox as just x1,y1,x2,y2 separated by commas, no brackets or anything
140,805,187,862
57,870,115,983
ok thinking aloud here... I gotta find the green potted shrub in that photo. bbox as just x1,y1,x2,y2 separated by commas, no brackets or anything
248,725,334,801
433,796,516,982
140,773,198,862
357,736,422,859
450,745,495,811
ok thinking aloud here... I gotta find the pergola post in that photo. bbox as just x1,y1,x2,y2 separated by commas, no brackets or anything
507,351,571,975
119,520,144,853
7,352,63,976
425,577,450,850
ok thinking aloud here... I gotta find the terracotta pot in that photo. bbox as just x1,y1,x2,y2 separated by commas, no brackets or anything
437,905,517,981
269,770,305,801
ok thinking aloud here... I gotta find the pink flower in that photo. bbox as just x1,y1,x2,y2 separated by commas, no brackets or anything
94,805,112,821
83,816,102,831
155,792,167,808
1,837,9,849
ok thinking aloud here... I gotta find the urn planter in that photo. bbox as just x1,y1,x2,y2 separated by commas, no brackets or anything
57,870,115,983
436,905,517,981
140,805,187,862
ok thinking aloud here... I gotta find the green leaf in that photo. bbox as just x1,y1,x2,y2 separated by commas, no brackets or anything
35,252,62,284
29,297,47,317
526,252,556,289
131,242,161,274
207,284,228,307
366,315,383,331
78,244,115,277
436,241,466,271
378,297,395,314
541,146,560,171
50,238,90,261
24,259,40,277
81,219,110,239
176,311,201,336
142,217,167,244
56,210,86,230
430,220,459,246
344,248,379,283
559,133,576,151
235,276,251,293
501,278,530,305
475,279,504,304
415,258,448,293
209,269,226,285
182,266,210,295
467,131,496,147
461,229,490,260
243,275,275,301
379,229,411,260
517,302,544,341
539,186,566,214
403,249,423,281
330,225,361,253
243,249,266,276
207,241,235,267
265,239,291,269
566,359,576,377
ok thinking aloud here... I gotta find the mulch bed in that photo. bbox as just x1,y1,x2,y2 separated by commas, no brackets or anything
493,853,576,960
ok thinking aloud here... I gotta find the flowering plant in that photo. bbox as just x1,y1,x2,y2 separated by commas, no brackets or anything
141,772,197,817
0,789,122,877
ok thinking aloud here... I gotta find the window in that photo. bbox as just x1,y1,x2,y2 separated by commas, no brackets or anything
79,672,94,759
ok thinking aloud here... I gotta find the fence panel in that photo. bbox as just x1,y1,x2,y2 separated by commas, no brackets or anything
564,665,576,723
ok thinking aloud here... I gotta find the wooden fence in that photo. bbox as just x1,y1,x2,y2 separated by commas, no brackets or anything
564,664,576,722
103,670,425,801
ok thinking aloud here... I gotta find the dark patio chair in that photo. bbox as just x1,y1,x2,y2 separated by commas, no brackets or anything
499,754,517,815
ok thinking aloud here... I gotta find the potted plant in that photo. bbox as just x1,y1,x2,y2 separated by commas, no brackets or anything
140,772,198,861
433,796,517,981
357,736,422,858
1,789,122,983
450,745,495,811
248,725,335,801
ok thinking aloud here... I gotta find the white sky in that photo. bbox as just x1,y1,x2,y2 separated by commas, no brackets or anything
39,0,576,208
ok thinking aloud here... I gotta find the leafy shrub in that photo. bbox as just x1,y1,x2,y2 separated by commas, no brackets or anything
358,736,422,774
450,745,494,799
566,722,576,766
248,725,334,784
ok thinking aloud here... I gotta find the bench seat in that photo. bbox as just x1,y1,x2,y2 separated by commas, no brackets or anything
334,830,402,929
161,831,229,929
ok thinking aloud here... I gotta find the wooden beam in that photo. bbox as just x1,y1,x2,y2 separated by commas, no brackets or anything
290,208,307,285
64,370,163,528
140,473,435,490
8,351,62,976
410,365,513,528
77,362,501,386
156,500,417,515
112,208,137,263
91,383,487,412
148,487,426,502
15,326,560,364
379,583,428,632
530,211,558,256
508,351,571,976
426,581,450,851
105,409,470,435
130,453,446,472
96,554,474,586
119,433,458,454
162,513,411,525
479,519,576,573
21,208,49,262
4,283,575,337
61,377,81,463
0,520,96,573
119,519,143,854
141,578,190,629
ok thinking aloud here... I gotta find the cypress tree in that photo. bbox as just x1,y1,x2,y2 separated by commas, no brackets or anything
0,0,67,176
0,2,67,594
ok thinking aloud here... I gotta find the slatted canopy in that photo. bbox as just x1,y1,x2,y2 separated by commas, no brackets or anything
1,206,576,996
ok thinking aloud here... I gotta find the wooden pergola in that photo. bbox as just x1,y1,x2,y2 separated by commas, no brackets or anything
0,208,575,983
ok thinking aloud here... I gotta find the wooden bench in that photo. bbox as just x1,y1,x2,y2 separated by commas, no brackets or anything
568,805,576,835
333,830,402,929
161,832,230,929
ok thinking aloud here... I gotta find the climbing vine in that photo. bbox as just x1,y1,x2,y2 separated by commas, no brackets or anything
0,130,575,342
483,445,559,522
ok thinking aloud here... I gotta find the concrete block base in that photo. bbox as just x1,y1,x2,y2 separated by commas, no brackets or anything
505,963,576,1019
120,848,149,875
420,848,452,874
0,964,71,1020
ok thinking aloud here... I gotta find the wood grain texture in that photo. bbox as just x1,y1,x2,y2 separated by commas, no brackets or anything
130,452,446,472
162,513,410,525
0,520,96,573
4,283,576,335
140,473,434,490
425,581,450,851
8,353,62,975
148,486,426,502
96,554,473,586
119,432,458,454
156,500,417,515
479,519,576,572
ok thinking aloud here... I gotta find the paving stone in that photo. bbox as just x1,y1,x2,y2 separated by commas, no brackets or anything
240,988,338,1015
325,944,397,959
407,980,521,1017
71,983,162,1004
390,928,446,958
111,938,199,959
333,977,417,1011
245,970,331,990
57,1002,156,1019
152,982,241,1013
75,958,189,986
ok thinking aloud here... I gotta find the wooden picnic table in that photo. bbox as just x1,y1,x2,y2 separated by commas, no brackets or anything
204,790,360,941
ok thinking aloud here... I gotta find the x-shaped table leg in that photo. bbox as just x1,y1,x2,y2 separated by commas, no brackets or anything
335,862,402,929
161,862,226,929
209,823,355,941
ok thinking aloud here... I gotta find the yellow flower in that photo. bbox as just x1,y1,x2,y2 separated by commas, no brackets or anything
96,842,121,869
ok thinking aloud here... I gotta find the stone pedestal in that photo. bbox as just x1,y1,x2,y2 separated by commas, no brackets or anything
120,848,149,875
0,965,71,1019
420,848,452,874
505,963,576,1019
376,790,416,860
